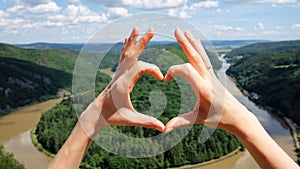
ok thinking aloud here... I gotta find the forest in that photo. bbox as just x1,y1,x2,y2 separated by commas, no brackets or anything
225,40,300,63
227,48,300,126
1,41,240,168
36,79,242,169
34,44,244,168
0,145,24,169
0,44,77,115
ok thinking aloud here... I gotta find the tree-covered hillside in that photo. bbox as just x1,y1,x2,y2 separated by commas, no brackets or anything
225,40,300,63
0,44,78,115
0,43,122,115
0,145,24,169
0,58,72,115
35,45,240,169
227,49,300,125
36,81,242,169
0,43,78,73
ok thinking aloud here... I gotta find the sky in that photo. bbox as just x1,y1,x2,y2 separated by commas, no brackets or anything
0,0,299,43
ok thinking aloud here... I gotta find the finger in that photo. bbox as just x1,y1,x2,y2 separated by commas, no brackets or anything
119,38,128,64
118,108,165,132
164,64,203,95
174,28,208,76
127,60,163,82
165,111,197,133
124,27,139,52
184,31,213,70
131,27,154,59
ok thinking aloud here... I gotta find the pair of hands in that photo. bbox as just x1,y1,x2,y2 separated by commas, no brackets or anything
80,27,234,136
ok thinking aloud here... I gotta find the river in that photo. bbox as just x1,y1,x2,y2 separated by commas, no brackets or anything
0,57,296,169
195,56,296,169
0,99,62,169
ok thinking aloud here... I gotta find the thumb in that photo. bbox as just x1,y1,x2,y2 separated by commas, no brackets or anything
165,111,197,133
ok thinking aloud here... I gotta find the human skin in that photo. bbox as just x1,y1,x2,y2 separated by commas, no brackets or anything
48,27,299,169
164,28,299,169
47,27,165,169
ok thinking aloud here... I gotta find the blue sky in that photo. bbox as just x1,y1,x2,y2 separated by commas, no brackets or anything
0,0,299,43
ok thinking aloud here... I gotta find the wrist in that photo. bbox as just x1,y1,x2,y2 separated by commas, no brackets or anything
78,95,107,138
222,92,262,140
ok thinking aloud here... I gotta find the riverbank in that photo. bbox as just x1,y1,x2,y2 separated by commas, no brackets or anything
0,96,59,117
0,98,62,144
226,68,300,163
0,98,62,169
172,148,242,169
30,127,55,158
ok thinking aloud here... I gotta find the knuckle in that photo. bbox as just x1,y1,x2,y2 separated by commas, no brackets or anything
135,61,144,70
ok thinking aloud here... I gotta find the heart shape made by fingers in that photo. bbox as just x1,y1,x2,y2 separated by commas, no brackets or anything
98,27,221,135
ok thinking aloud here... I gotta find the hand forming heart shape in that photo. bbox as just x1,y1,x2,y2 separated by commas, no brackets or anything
80,27,229,137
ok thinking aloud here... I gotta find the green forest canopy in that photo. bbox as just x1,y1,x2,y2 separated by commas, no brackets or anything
225,40,300,63
0,145,24,169
227,48,300,125
36,78,243,169
35,44,239,169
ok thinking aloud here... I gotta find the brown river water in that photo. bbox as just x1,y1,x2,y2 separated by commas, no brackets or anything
0,57,296,169
0,99,61,169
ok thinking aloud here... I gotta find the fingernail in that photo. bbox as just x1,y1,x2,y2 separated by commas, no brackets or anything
147,27,154,32
185,30,191,38
131,27,138,36
175,27,182,33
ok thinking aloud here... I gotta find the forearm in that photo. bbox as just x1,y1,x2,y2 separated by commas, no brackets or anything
47,122,94,169
239,123,298,169
48,97,105,169
225,95,299,169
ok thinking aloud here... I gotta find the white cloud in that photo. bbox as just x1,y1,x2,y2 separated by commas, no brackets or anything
87,0,187,9
255,0,297,4
213,8,231,14
168,1,219,18
213,25,243,31
190,1,219,9
28,2,61,13
168,7,191,18
7,1,61,15
222,0,297,4
10,0,51,6
292,23,300,29
254,22,265,30
68,0,81,5
0,0,108,40
0,10,9,18
47,3,107,25
0,17,25,27
106,7,130,18
124,0,187,9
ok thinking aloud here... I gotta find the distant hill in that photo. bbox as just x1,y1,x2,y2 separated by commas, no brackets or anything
210,40,268,49
0,43,77,73
225,40,300,63
14,40,266,70
15,43,84,51
15,40,265,51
